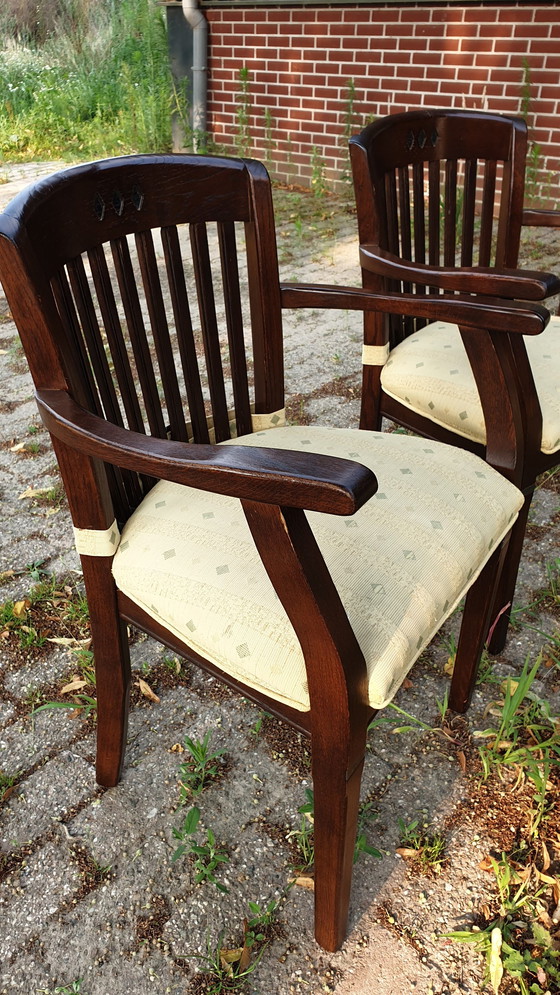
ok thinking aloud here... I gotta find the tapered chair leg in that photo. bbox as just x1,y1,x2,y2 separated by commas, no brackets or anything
312,747,366,951
486,490,534,655
449,543,507,713
82,559,131,787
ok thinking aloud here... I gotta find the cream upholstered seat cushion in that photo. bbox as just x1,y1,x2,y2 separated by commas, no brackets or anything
381,316,560,455
111,426,523,712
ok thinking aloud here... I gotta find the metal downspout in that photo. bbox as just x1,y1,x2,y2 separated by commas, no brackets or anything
182,0,208,149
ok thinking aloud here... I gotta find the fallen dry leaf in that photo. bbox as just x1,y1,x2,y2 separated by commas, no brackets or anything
542,840,551,872
396,846,419,859
443,657,455,676
170,743,184,753
292,874,315,890
479,856,494,872
9,442,27,453
60,678,88,694
137,678,160,703
457,750,467,773
18,485,51,500
13,600,30,617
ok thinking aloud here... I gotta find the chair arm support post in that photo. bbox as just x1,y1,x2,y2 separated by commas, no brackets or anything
241,499,370,767
35,389,377,516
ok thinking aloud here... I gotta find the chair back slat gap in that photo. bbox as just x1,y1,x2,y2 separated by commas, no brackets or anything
110,235,167,438
135,229,189,443
443,159,458,266
66,256,124,428
190,221,231,442
412,162,426,264
50,269,102,417
218,221,252,437
479,160,497,266
87,244,146,436
461,159,477,267
160,225,210,444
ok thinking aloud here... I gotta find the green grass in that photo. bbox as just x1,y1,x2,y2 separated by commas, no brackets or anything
0,0,176,161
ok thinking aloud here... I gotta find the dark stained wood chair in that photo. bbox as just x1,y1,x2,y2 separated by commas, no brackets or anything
0,154,549,951
350,108,560,659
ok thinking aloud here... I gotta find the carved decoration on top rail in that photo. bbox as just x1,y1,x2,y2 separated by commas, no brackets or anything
93,184,145,222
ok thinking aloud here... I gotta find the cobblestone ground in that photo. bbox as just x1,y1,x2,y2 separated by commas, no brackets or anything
0,163,559,995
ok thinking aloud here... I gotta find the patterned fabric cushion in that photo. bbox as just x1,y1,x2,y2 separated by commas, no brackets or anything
381,316,560,455
111,426,523,712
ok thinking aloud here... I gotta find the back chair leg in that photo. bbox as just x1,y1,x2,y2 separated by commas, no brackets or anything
449,543,507,713
486,490,534,655
312,744,366,951
82,559,131,787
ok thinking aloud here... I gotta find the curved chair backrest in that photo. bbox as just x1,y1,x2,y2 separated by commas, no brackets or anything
350,108,528,345
0,154,285,523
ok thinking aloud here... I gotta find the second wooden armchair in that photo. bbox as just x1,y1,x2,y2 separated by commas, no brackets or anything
0,153,549,951
350,108,560,656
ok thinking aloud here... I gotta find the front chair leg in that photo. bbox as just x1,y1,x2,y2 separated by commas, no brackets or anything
449,543,506,713
81,558,131,787
312,750,365,952
486,490,533,655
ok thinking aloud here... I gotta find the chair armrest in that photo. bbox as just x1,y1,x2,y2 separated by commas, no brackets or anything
358,245,560,301
36,389,377,516
280,282,551,336
522,208,560,228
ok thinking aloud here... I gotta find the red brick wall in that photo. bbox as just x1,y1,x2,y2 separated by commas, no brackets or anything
204,3,560,205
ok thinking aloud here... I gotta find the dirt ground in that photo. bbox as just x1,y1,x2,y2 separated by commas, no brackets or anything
1,161,560,995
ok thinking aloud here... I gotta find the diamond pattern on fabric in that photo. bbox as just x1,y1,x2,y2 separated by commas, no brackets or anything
381,317,560,455
112,426,523,712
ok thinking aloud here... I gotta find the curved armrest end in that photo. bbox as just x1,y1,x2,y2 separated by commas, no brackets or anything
36,389,377,516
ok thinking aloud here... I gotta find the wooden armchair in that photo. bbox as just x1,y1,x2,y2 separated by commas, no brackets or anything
0,154,547,951
350,108,560,655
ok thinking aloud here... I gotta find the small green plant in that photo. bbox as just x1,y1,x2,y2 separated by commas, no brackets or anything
443,853,560,995
187,932,265,993
37,980,87,995
178,730,226,802
354,799,382,863
172,806,230,892
340,77,357,184
289,790,382,869
235,67,251,158
0,769,18,802
244,898,281,948
249,711,271,740
288,788,315,869
474,656,560,835
397,817,447,871
310,146,328,199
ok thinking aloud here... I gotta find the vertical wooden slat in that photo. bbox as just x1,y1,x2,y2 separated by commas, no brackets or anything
161,224,210,444
111,235,167,438
135,229,189,442
218,221,252,438
190,221,230,442
443,159,458,266
461,158,477,267
479,160,497,266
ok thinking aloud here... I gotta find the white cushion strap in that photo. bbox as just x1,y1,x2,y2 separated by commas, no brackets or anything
362,343,390,366
73,521,121,557
251,408,286,432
